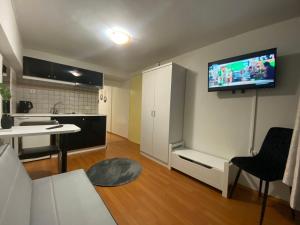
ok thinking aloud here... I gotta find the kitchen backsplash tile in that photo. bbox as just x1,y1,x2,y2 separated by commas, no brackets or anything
16,84,98,114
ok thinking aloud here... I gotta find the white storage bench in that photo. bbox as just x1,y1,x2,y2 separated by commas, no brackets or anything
169,143,233,198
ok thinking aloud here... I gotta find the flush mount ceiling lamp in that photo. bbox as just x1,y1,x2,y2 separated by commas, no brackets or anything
107,27,131,45
70,70,82,77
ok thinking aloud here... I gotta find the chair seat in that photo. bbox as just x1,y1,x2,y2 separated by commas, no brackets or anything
231,156,285,181
19,145,60,160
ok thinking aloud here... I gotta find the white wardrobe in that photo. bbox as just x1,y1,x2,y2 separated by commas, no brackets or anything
141,63,186,165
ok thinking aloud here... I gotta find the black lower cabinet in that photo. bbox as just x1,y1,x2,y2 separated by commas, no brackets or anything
52,116,106,151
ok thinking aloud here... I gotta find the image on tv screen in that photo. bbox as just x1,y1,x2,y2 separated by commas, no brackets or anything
208,50,276,91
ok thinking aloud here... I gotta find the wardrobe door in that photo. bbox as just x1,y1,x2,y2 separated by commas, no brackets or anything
141,72,155,156
152,65,172,163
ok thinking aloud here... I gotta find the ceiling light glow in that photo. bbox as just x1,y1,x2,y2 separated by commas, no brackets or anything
107,28,131,45
70,70,82,77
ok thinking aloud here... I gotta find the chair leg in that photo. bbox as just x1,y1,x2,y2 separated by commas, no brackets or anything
259,179,263,197
58,151,62,173
290,187,296,220
259,181,269,225
229,168,241,198
292,209,296,220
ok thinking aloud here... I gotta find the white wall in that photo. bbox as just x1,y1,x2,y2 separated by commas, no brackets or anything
111,81,130,138
98,86,112,132
0,0,23,70
0,54,3,117
154,17,300,200
9,66,17,113
167,17,300,159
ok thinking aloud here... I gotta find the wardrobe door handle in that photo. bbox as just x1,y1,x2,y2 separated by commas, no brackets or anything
150,110,155,117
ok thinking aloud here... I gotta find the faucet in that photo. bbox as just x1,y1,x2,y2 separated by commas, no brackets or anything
50,102,63,114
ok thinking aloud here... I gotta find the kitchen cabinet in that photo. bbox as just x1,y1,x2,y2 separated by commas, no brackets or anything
75,68,103,86
85,116,106,146
23,56,103,87
52,63,76,83
52,116,106,150
141,63,186,164
23,57,52,80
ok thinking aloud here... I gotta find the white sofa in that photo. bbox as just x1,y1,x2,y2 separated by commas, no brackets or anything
0,144,117,225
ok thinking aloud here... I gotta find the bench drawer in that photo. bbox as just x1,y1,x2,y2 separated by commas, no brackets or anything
171,152,224,190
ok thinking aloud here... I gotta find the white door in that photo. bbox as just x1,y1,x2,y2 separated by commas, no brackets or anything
141,72,155,156
152,65,172,163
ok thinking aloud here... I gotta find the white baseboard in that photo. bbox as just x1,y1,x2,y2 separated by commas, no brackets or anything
21,145,107,162
140,152,169,168
67,145,107,155
51,145,107,158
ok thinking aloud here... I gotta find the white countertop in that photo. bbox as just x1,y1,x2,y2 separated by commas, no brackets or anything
11,113,106,117
0,124,81,138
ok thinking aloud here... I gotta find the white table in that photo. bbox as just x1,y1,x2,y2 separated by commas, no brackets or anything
0,124,81,172
0,124,80,137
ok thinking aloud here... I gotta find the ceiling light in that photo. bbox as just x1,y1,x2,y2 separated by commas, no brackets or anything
107,28,131,45
70,70,82,77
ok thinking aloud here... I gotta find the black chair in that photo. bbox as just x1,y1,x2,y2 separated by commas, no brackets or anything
18,120,61,164
229,127,293,225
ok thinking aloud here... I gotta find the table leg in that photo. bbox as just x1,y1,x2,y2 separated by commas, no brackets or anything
61,148,67,173
11,137,15,148
58,151,62,173
58,133,69,173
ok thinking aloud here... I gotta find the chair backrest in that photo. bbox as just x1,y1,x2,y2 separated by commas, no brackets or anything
0,145,32,225
18,120,59,151
258,127,293,172
20,120,59,126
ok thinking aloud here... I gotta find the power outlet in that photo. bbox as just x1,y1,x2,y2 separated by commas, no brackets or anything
29,89,36,94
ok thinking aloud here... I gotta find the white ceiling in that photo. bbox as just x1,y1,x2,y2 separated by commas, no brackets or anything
12,0,300,78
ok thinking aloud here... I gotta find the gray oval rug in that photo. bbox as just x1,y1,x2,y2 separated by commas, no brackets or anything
86,158,142,186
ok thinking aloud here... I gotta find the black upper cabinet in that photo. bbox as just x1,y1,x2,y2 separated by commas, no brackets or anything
23,56,103,87
52,63,76,83
75,68,103,86
23,57,52,79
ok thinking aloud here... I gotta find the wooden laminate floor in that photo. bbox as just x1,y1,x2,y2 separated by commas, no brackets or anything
24,133,299,225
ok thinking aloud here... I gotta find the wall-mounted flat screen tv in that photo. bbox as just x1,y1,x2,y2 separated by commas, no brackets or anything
208,48,276,92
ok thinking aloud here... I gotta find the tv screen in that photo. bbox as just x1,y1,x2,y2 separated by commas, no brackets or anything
208,48,276,92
